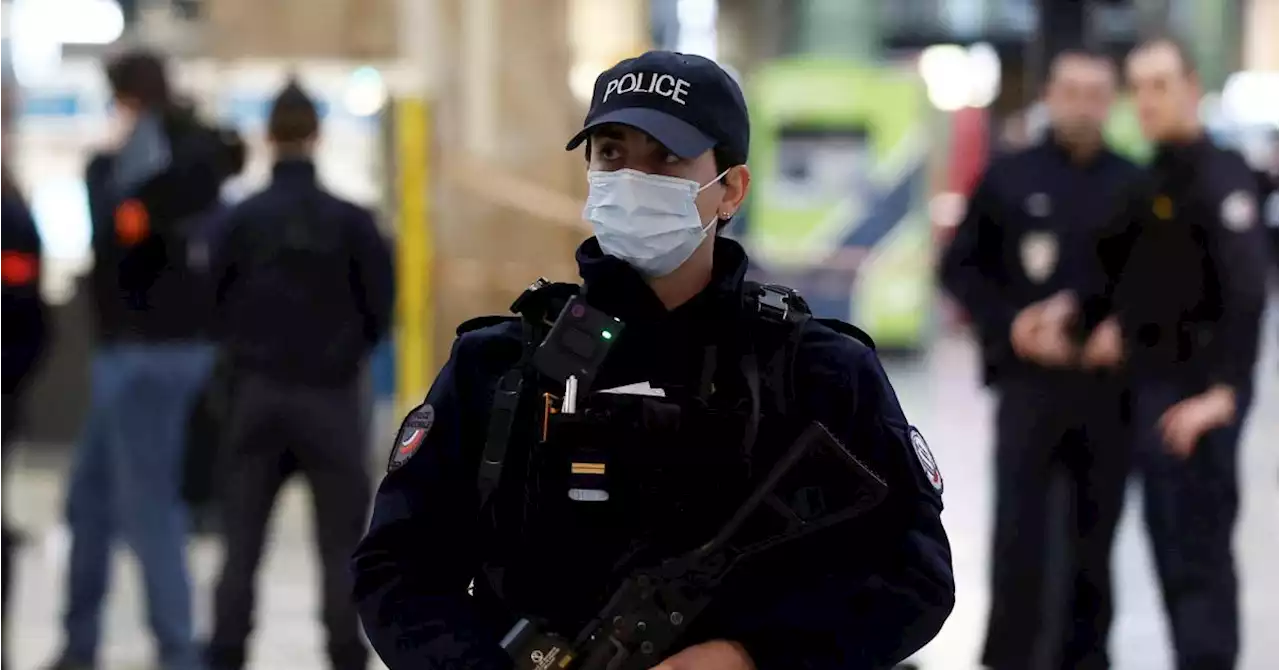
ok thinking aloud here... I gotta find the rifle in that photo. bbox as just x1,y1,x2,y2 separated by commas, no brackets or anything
500,421,889,670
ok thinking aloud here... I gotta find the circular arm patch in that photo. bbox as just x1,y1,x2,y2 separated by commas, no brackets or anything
910,427,943,493
388,404,434,473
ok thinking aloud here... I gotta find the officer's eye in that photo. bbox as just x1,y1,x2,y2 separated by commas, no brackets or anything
595,143,623,162
661,150,682,165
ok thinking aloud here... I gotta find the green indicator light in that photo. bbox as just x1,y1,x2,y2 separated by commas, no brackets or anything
601,330,613,340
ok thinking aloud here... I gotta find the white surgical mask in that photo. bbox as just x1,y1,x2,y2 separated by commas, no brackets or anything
584,167,729,278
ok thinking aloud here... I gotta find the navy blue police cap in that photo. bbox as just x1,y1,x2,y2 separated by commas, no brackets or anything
565,51,749,166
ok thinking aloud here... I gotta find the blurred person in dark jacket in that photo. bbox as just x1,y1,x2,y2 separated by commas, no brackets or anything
204,80,392,670
48,50,238,670
1066,38,1268,670
940,49,1143,670
3,163,49,670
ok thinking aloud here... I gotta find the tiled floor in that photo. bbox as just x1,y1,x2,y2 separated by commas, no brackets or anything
5,315,1277,670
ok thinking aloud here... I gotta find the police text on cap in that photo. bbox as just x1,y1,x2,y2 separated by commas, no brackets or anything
603,72,691,106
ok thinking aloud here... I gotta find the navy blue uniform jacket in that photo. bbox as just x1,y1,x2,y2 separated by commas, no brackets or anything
212,159,394,386
352,238,954,669
1078,136,1267,394
2,188,48,395
940,138,1143,385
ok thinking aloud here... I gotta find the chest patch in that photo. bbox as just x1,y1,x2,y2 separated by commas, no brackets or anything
388,403,434,473
1019,231,1058,284
1221,190,1256,232
910,427,943,493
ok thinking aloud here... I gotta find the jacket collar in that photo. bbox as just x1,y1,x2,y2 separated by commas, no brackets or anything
1154,132,1212,169
271,158,317,184
575,236,751,330
1039,131,1109,169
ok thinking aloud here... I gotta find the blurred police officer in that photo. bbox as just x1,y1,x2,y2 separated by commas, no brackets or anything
940,49,1142,670
3,164,48,670
353,51,954,670
1066,38,1267,670
205,80,392,670
50,49,233,670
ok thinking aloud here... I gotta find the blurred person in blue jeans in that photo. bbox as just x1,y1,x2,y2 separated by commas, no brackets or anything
47,50,241,670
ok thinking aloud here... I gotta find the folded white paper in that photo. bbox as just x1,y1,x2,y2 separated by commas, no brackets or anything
598,381,667,397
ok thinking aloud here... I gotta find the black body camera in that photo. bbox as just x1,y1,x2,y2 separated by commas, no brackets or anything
532,295,624,396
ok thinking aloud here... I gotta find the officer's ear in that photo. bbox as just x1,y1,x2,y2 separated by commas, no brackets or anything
717,164,750,226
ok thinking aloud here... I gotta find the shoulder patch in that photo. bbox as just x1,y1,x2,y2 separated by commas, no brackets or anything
1221,190,1256,232
910,426,943,494
388,403,434,473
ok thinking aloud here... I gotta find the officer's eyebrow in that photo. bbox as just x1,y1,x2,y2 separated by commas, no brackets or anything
591,126,627,143
591,125,666,149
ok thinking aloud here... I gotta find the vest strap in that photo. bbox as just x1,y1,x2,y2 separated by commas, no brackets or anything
477,279,580,511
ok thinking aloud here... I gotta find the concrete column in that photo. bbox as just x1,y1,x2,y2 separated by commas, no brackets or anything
1243,0,1279,71
433,0,586,345
569,0,650,102
205,0,397,58
793,0,880,61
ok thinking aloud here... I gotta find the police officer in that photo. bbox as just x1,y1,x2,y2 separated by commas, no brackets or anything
1065,38,1267,670
3,164,48,670
353,51,954,670
206,81,393,670
940,48,1142,670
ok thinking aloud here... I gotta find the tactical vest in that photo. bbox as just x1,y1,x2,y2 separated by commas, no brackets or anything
459,278,875,634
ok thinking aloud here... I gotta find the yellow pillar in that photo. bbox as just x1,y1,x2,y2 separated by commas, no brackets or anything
394,98,434,414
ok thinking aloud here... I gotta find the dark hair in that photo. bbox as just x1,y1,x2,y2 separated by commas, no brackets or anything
582,139,737,176
1052,47,1116,69
268,80,320,145
105,49,171,110
1131,35,1199,76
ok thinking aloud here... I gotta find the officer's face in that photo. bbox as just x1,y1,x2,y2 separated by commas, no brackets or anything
588,124,750,229
1045,56,1115,141
1127,44,1200,141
